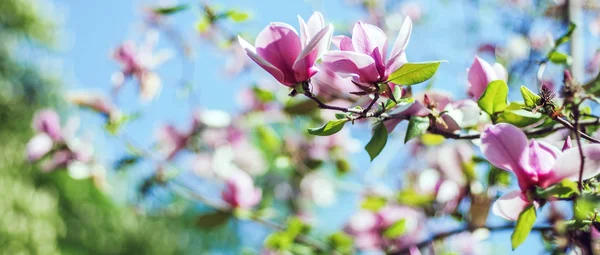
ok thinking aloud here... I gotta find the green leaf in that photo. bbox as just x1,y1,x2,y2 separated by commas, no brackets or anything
404,116,429,143
535,180,579,200
307,119,347,136
548,51,570,64
225,10,250,22
196,211,230,229
497,109,544,127
114,155,141,171
335,113,346,120
264,232,293,251
252,86,275,102
284,100,318,115
365,123,388,161
256,126,281,152
520,86,540,109
386,61,444,85
335,159,351,175
361,196,387,211
327,232,354,255
554,23,576,47
511,205,536,250
478,80,509,116
383,219,407,239
397,189,434,206
574,193,600,221
153,4,189,15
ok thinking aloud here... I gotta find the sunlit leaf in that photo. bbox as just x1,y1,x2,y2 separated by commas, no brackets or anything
554,23,576,47
361,196,387,211
225,10,250,22
535,179,579,200
511,205,536,250
520,86,540,109
548,51,570,65
256,126,281,152
478,80,508,116
386,61,444,85
383,219,407,239
308,119,347,136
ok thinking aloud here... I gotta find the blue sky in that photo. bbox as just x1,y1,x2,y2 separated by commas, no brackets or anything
45,0,591,253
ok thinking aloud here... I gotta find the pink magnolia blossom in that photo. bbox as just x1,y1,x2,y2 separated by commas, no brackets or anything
221,171,262,209
66,91,117,117
32,109,62,141
467,56,507,99
238,12,333,87
323,17,412,86
481,123,600,220
112,31,173,101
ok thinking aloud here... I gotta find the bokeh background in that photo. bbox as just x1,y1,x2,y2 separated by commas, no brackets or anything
3,0,600,254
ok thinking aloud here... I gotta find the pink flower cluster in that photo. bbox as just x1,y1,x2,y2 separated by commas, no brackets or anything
238,12,412,91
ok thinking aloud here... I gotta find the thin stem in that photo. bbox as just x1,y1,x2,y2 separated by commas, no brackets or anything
302,89,363,114
553,116,600,143
572,106,586,192
391,224,553,255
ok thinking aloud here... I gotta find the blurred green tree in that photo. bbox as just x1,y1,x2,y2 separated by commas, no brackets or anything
0,1,183,254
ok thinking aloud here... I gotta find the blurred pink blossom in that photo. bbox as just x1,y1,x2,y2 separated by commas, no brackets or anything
221,170,262,209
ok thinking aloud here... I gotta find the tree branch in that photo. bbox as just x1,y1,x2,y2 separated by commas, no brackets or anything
391,224,553,255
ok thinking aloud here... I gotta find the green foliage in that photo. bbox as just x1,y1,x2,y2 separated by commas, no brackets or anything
478,80,509,116
554,23,576,47
327,232,354,255
256,125,282,153
153,4,189,15
386,61,443,85
497,103,545,127
383,219,407,239
511,205,536,250
574,193,600,222
365,122,388,161
535,180,579,200
225,10,250,22
361,196,387,211
196,211,231,229
307,119,347,136
548,51,570,65
520,86,540,109
264,217,311,252
404,116,429,143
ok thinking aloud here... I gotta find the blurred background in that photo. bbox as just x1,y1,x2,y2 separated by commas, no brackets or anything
2,0,600,254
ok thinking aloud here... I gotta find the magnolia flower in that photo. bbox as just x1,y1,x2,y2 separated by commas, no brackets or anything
467,56,507,99
345,205,424,251
32,109,62,141
323,17,412,86
481,124,600,220
156,125,189,160
112,30,173,101
221,170,262,209
238,12,333,87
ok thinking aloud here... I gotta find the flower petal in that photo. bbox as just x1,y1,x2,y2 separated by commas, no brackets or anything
492,190,531,221
255,23,302,85
528,140,560,176
387,17,412,74
352,21,387,65
293,24,333,81
480,124,536,190
332,35,354,51
542,144,600,187
33,109,62,140
26,133,53,161
238,36,285,85
468,56,499,99
322,50,380,83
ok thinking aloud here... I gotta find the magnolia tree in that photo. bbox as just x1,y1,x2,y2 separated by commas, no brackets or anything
23,1,600,254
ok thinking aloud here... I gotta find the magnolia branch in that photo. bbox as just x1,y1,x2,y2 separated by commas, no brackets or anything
391,224,553,255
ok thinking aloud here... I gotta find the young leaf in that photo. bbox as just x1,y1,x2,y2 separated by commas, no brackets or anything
548,51,570,65
404,116,429,143
511,205,536,250
520,86,540,109
497,109,544,127
386,61,444,85
256,126,281,152
308,120,347,136
535,179,579,200
478,80,509,116
361,196,387,211
383,219,407,239
225,10,250,22
365,123,388,161
153,4,189,15
554,23,576,47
